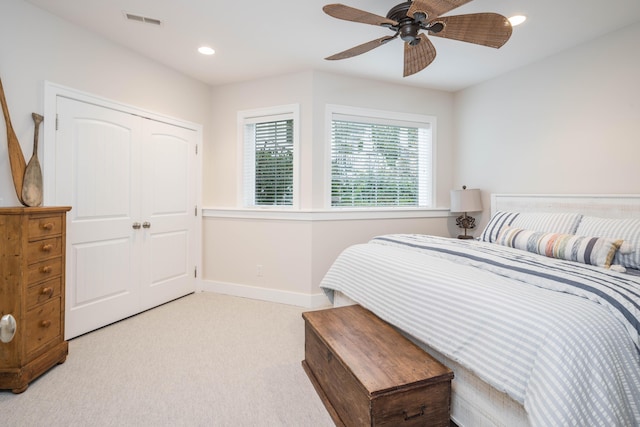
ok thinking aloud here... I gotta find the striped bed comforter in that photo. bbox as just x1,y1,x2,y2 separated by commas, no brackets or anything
320,234,640,427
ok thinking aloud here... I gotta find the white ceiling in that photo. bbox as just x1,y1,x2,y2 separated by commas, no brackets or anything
25,0,640,92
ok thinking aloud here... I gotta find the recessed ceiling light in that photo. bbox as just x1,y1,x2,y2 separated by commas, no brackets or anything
198,46,215,55
508,15,527,26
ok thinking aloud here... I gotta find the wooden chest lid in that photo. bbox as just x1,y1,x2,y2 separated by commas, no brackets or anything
303,304,453,396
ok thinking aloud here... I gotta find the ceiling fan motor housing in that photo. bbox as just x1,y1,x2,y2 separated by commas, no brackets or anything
387,1,423,43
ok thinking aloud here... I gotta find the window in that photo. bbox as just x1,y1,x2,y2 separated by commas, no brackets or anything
328,105,434,208
239,105,299,208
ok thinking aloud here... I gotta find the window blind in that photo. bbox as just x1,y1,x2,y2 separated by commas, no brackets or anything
244,119,294,206
331,118,432,208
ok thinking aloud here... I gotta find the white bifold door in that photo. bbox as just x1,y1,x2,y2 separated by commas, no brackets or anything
55,97,198,339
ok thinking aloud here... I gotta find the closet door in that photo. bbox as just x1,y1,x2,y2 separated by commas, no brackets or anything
55,97,196,339
139,119,197,311
56,97,143,339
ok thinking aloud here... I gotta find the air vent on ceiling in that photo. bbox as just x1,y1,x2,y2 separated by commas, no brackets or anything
123,11,162,26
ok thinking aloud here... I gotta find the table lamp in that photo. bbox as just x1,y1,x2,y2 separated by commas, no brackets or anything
450,186,483,239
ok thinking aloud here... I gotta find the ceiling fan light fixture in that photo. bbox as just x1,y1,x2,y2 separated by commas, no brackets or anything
508,15,527,26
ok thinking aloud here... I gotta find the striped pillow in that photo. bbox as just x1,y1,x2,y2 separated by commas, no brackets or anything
497,225,623,268
480,211,583,243
576,217,640,269
480,211,520,242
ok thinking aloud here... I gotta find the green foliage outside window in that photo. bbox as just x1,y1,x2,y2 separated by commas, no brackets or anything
331,120,423,207
254,119,294,206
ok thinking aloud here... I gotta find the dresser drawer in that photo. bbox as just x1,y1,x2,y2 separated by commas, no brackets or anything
27,237,63,264
26,298,62,356
27,258,63,284
26,278,62,310
28,215,63,240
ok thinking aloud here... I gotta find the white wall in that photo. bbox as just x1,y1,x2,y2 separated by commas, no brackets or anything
0,0,212,207
454,22,640,229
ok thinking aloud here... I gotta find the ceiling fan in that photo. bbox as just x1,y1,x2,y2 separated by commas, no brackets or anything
323,0,513,77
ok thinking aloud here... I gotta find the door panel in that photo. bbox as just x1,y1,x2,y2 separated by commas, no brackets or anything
74,120,133,219
150,231,188,283
72,238,133,304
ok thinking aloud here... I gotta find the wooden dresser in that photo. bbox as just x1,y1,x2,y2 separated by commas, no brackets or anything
303,305,454,427
0,206,71,393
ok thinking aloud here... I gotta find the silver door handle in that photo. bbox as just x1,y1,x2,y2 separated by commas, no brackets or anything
142,222,151,229
132,222,141,229
0,314,17,343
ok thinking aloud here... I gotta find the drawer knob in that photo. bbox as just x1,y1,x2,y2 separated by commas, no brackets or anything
41,244,53,252
41,222,54,230
403,405,426,421
41,287,54,296
41,266,52,274
40,320,52,328
0,314,17,343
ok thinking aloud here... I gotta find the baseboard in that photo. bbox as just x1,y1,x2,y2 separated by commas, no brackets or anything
199,280,332,309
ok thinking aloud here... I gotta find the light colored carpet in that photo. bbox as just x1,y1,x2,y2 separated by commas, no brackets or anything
0,292,334,427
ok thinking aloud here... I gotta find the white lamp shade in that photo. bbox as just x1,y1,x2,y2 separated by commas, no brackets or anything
450,188,483,213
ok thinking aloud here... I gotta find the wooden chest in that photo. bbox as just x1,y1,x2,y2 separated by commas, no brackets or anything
0,206,71,393
302,305,454,427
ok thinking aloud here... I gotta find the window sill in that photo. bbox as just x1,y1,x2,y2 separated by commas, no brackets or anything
202,207,452,221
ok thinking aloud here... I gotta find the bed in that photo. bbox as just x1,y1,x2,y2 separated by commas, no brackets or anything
320,194,640,427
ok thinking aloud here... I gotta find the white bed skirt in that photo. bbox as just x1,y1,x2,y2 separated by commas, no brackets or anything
332,291,529,427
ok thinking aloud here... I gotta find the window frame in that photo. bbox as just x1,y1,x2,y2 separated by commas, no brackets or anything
238,104,300,209
325,104,436,210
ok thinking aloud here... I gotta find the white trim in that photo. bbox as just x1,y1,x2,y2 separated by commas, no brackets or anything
326,104,435,126
237,103,301,209
491,193,640,218
199,280,331,309
202,207,451,221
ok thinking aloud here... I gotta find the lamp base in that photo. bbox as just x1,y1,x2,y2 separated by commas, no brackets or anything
455,213,477,240
457,234,474,240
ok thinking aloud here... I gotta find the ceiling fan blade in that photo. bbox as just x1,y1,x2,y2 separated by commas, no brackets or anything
408,0,473,21
326,36,396,60
428,13,512,48
323,4,398,27
404,34,437,77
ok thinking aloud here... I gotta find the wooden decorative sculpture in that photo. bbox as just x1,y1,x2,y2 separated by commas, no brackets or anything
22,113,44,207
0,77,27,205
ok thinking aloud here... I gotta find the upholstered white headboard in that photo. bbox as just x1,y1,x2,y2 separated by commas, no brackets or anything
491,194,640,218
